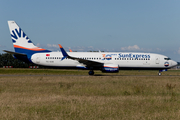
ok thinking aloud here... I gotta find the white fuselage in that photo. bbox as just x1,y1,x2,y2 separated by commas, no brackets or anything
31,52,177,70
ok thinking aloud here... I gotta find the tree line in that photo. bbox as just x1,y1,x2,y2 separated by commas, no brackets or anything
0,53,36,68
0,51,105,68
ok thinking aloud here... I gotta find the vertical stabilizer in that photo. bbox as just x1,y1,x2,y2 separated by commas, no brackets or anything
8,21,50,54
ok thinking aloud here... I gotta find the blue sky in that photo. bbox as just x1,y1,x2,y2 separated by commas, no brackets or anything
1,0,180,61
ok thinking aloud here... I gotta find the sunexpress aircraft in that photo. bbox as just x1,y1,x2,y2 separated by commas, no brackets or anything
4,21,178,75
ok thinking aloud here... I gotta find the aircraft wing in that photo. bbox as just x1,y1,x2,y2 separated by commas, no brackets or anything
68,55,103,67
3,50,27,56
58,44,103,67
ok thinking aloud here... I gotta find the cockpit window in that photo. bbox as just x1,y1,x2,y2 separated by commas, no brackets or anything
164,58,171,60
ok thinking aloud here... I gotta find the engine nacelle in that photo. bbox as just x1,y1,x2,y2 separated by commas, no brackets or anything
101,64,119,73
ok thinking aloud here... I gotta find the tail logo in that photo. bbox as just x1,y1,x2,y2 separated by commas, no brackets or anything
11,28,32,43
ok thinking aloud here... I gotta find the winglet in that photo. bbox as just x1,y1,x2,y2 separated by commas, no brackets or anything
58,44,68,60
58,44,63,48
69,49,72,52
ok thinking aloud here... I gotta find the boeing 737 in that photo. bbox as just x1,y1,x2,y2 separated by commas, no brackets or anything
4,21,178,75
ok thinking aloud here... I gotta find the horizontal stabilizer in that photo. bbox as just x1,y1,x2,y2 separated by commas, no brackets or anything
3,50,27,56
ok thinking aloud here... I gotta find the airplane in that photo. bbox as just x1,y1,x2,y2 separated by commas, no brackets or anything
4,21,178,76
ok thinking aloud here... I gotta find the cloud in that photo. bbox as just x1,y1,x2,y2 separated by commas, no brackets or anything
36,43,94,52
88,46,94,49
120,45,164,53
47,44,59,48
121,45,140,51
155,48,162,52
178,48,180,54
36,43,59,51
35,43,164,53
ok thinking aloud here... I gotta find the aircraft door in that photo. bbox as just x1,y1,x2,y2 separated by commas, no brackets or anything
155,56,159,64
36,55,40,63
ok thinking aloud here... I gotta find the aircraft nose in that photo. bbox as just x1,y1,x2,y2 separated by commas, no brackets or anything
177,62,180,66
172,61,178,67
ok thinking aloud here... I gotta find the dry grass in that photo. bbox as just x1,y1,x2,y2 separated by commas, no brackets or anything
0,69,180,119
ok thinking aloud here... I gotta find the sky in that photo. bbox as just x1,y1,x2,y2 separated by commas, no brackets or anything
1,0,180,61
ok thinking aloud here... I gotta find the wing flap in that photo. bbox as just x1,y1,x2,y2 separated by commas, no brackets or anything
70,57,103,66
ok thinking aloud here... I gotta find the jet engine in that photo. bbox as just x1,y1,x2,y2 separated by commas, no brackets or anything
101,64,119,73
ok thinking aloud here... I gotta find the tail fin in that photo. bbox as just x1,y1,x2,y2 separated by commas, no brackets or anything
8,21,50,54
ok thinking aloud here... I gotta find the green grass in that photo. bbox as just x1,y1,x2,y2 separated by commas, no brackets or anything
0,68,88,75
0,69,180,119
0,68,179,76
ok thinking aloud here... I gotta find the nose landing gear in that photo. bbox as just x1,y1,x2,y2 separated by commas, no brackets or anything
158,69,167,76
158,72,162,76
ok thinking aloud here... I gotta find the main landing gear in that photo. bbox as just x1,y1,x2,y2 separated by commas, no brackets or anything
88,70,94,75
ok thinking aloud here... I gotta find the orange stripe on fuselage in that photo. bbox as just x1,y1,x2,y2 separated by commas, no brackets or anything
13,45,46,51
104,66,118,68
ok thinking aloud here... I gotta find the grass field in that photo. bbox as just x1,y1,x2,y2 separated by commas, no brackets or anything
0,69,180,119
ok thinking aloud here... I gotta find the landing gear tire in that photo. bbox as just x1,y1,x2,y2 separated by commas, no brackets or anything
158,72,161,76
88,70,94,75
